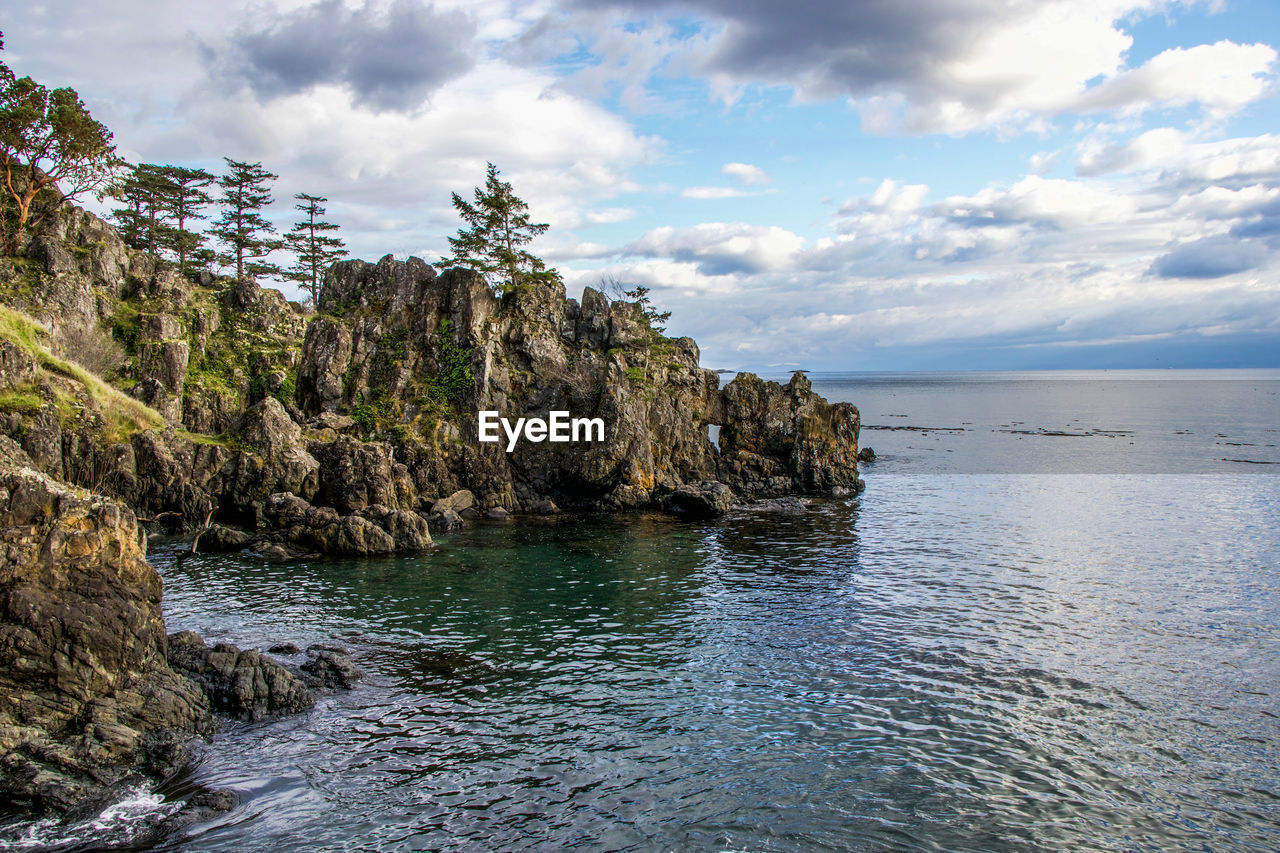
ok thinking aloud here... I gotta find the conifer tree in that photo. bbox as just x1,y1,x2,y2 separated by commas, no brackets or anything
624,284,671,335
159,165,214,275
210,157,280,280
437,162,558,293
284,192,347,305
109,162,174,253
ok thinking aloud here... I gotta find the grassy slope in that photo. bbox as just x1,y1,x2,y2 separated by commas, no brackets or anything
0,305,164,440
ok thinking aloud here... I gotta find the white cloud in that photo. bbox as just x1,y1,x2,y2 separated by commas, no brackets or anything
937,176,1140,228
624,223,805,274
721,162,770,185
1077,128,1280,186
1074,40,1276,118
682,186,754,200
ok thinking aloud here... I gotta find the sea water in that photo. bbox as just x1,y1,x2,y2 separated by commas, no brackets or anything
4,370,1278,852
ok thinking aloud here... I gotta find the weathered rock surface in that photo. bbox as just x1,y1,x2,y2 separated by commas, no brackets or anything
300,649,362,690
718,372,863,497
166,632,313,722
244,491,431,558
0,443,211,814
661,480,735,518
289,257,860,518
221,397,320,523
3,200,861,543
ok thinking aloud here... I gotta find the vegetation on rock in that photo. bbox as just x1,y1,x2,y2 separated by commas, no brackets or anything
437,162,559,293
0,42,119,254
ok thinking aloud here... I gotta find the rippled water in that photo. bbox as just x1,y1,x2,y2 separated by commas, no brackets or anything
7,373,1280,851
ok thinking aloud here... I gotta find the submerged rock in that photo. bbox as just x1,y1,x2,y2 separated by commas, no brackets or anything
300,650,362,690
747,495,809,514
427,508,465,533
198,523,251,552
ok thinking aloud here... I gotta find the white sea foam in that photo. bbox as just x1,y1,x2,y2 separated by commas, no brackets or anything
0,784,179,851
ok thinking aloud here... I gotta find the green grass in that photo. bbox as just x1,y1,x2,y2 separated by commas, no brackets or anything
0,385,41,414
174,429,232,448
0,305,164,440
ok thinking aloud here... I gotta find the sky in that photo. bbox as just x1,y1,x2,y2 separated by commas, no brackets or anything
5,0,1280,371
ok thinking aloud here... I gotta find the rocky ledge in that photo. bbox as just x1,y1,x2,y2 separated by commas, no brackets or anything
0,437,360,818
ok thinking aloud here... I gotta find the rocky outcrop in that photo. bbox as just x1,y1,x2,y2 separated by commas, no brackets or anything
310,437,415,515
196,491,432,559
0,435,364,817
718,372,863,497
288,256,859,521
3,199,861,546
300,648,362,690
660,480,734,518
0,440,211,814
221,398,320,524
166,632,313,722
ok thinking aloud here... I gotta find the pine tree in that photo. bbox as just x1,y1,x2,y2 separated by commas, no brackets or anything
284,193,347,306
437,162,558,293
210,158,280,281
623,284,672,335
158,165,214,275
109,162,174,253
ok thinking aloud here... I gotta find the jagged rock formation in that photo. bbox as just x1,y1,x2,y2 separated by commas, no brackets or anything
2,204,862,547
0,436,362,816
166,632,314,722
0,437,211,814
290,254,862,518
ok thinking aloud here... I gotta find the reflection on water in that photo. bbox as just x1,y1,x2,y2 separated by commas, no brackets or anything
77,473,1275,851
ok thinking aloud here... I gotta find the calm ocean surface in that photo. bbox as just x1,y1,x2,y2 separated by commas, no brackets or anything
8,370,1280,851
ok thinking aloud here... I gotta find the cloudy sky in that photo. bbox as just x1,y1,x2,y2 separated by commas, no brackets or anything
7,0,1280,370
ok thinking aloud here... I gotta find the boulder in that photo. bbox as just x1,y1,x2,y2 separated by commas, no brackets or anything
357,504,432,551
222,397,319,521
430,488,475,514
300,649,362,690
198,524,252,553
166,631,313,722
310,437,415,514
427,508,465,533
259,492,424,557
661,481,734,518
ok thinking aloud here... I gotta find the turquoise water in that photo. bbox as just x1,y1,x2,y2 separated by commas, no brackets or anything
7,372,1280,851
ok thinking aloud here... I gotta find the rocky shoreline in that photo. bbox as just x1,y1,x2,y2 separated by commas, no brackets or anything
0,199,863,821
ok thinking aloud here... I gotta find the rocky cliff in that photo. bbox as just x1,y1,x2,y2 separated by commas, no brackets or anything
0,437,210,813
0,201,862,553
